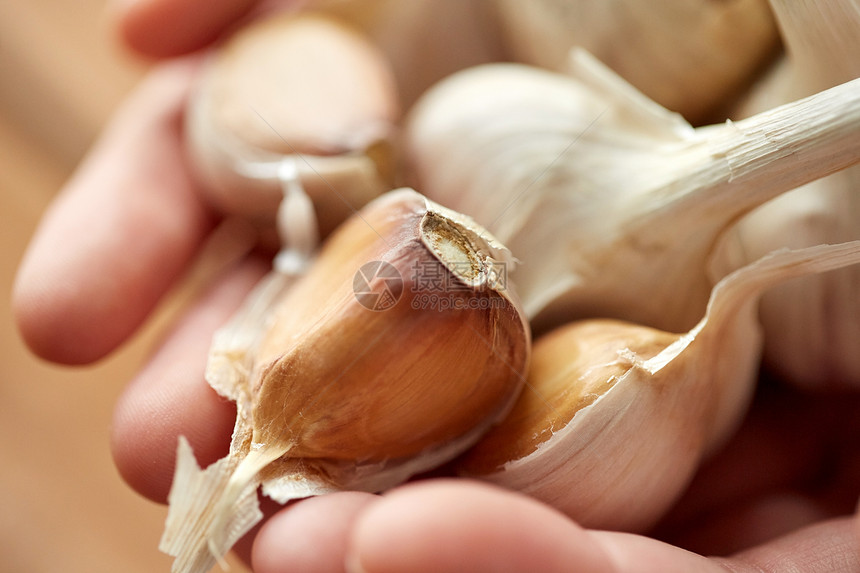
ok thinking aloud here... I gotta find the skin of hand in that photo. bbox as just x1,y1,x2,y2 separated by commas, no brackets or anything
13,0,860,571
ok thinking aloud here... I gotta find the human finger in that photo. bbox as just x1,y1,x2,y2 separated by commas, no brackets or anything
13,58,219,365
347,479,615,573
110,0,272,57
346,479,858,573
591,517,858,573
251,492,378,573
111,256,268,502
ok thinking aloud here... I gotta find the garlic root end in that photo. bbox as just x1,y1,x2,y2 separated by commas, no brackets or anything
160,437,278,573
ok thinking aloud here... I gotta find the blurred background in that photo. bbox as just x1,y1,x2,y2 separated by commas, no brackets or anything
0,2,246,571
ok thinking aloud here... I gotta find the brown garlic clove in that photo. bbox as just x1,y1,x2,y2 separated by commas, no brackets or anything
457,319,678,477
160,188,530,573
248,190,529,463
185,11,400,238
455,241,860,532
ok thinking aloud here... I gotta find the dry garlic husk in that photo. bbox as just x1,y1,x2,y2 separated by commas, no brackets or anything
160,188,530,573
455,241,860,532
711,0,860,389
489,0,780,123
185,10,399,238
405,50,860,335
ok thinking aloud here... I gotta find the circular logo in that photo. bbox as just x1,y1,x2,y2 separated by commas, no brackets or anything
353,261,404,311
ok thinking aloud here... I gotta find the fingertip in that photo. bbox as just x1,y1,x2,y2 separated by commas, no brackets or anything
12,178,213,366
11,265,112,365
12,58,217,365
110,362,236,503
348,479,613,573
112,0,259,58
252,492,377,573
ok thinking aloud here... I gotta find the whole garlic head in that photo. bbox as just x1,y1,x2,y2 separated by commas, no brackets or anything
405,49,860,335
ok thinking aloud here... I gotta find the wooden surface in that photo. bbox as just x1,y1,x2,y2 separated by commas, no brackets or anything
0,2,249,572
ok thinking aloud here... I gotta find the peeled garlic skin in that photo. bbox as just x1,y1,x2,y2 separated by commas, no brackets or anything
246,188,529,465
454,302,765,533
455,319,713,532
456,320,678,473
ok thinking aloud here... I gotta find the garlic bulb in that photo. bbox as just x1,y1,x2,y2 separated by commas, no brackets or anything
456,241,860,532
489,0,781,123
185,11,400,239
405,50,860,335
160,188,530,573
713,0,860,389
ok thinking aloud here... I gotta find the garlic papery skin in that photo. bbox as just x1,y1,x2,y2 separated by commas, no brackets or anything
489,0,780,123
160,188,530,573
455,241,860,532
185,11,399,239
712,0,860,390
405,50,860,335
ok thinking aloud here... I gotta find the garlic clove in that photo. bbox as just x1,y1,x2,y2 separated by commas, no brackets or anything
405,52,860,335
712,0,860,390
456,241,860,532
765,0,860,97
489,0,781,124
314,0,507,108
160,188,530,573
185,11,400,238
249,190,528,464
714,168,860,389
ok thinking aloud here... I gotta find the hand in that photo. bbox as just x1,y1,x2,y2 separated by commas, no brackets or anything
13,1,860,571
245,381,860,573
11,0,273,497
